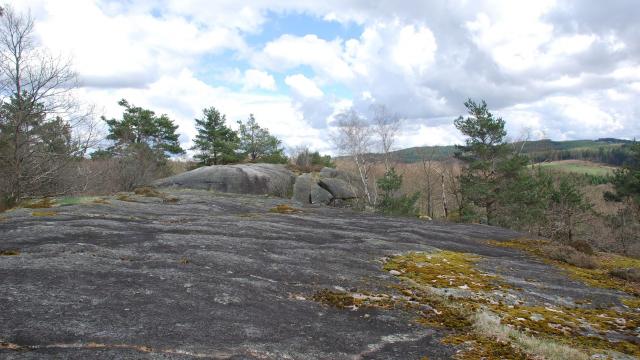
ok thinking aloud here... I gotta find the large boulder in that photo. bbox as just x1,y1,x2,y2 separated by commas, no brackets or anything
152,163,295,197
310,186,333,205
318,178,357,200
292,173,315,204
293,173,334,205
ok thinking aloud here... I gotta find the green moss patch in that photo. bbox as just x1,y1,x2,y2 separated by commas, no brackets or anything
383,251,504,291
442,333,530,360
491,303,640,356
313,248,639,358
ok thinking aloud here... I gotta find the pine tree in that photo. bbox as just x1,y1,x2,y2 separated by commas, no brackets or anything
454,99,513,224
237,114,286,163
102,99,184,157
191,107,239,166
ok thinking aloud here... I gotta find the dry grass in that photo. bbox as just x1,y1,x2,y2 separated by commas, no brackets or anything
472,311,589,360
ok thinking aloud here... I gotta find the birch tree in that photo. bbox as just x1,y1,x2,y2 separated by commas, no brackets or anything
333,108,375,206
0,6,96,205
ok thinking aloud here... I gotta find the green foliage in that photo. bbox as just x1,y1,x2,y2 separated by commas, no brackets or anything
0,93,78,203
454,99,513,225
102,99,184,157
376,168,419,216
549,177,592,242
191,107,239,166
606,142,640,210
237,114,286,163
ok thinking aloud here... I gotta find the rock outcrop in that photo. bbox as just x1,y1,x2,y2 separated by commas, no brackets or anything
153,163,295,197
292,167,361,205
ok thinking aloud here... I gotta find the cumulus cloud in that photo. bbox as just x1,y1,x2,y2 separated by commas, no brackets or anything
285,74,324,98
13,0,640,154
242,69,277,91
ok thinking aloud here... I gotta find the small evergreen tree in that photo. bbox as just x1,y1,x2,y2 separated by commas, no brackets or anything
237,114,286,163
454,99,515,224
605,142,640,210
376,167,420,216
548,177,591,243
191,107,239,166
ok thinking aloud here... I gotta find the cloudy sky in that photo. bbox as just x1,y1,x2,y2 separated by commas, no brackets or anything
14,0,640,155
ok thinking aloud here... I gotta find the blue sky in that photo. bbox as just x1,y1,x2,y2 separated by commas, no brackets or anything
16,0,640,155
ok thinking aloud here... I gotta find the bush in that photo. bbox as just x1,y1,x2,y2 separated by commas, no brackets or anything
543,244,599,269
609,268,640,282
569,239,594,255
290,147,335,172
377,168,420,216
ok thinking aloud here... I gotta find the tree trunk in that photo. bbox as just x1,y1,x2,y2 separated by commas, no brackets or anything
441,172,448,219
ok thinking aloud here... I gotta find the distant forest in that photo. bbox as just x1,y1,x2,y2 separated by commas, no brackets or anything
380,138,636,166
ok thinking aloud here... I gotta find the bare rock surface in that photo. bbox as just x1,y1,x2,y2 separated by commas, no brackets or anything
0,189,627,359
152,163,295,197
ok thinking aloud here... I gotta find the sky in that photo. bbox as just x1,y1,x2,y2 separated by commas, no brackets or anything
13,0,640,155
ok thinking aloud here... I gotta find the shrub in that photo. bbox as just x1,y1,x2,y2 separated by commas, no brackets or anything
543,244,598,269
609,268,640,282
569,239,594,255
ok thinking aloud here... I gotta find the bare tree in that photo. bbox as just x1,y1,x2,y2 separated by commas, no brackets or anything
371,104,400,170
332,108,375,206
0,6,96,203
421,148,437,218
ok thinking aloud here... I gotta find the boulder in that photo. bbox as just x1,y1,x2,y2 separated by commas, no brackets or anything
293,173,334,205
292,173,315,204
319,178,357,200
152,163,295,197
310,186,333,205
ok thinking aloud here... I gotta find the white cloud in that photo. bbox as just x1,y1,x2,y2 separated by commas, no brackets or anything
285,74,324,98
242,69,277,91
11,0,640,155
256,34,354,81
391,24,437,76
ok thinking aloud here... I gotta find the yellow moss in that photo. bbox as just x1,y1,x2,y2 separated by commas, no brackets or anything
0,249,20,256
442,333,530,360
312,289,396,310
622,297,640,309
92,198,111,204
383,251,504,291
23,197,55,208
490,303,640,356
134,186,162,197
116,194,135,202
488,239,640,296
31,211,57,217
269,204,301,214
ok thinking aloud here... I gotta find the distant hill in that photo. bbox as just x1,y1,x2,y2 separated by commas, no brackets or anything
379,138,635,165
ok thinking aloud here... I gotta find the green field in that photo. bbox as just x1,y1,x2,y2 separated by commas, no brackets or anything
533,160,617,176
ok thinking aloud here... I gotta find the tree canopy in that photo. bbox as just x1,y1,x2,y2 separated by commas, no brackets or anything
102,99,184,157
237,114,286,163
191,107,239,166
